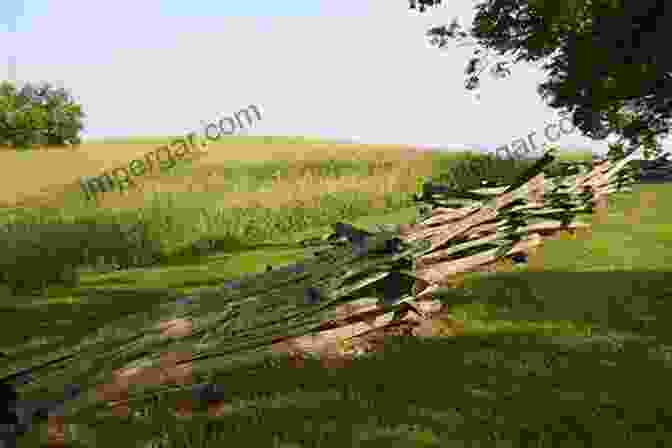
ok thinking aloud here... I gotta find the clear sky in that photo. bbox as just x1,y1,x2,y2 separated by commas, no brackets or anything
1,0,668,156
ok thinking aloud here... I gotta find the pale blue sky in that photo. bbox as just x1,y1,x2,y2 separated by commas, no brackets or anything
1,0,668,156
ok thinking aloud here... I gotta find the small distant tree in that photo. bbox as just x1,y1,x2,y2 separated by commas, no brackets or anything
0,81,85,150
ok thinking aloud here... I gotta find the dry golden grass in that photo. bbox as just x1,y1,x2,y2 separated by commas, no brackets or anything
191,160,432,212
0,141,436,212
0,144,171,205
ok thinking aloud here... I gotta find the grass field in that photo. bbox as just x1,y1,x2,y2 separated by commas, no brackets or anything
3,139,669,447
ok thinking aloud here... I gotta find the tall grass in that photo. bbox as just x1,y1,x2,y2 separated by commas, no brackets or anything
0,144,591,297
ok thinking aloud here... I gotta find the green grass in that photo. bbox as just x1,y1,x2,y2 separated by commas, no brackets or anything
4,145,669,447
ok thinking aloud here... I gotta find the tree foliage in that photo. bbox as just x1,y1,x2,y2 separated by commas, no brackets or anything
411,0,671,159
0,81,85,149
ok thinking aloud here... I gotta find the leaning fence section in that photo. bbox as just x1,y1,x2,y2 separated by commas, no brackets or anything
280,149,638,355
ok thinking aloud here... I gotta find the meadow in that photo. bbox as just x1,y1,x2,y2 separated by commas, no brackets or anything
2,137,670,447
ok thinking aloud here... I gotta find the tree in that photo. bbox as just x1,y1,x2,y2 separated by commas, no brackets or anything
410,0,672,159
0,81,85,149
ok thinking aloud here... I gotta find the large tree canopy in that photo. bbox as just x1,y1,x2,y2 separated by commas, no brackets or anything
410,0,671,159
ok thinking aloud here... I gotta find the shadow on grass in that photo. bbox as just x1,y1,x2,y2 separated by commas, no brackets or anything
6,264,672,442
156,235,317,269
77,277,137,287
8,268,672,446
0,287,184,365
6,268,671,381
433,269,672,342
66,327,672,447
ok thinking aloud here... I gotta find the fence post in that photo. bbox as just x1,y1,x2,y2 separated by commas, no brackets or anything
528,172,545,206
592,160,610,225
525,233,545,271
